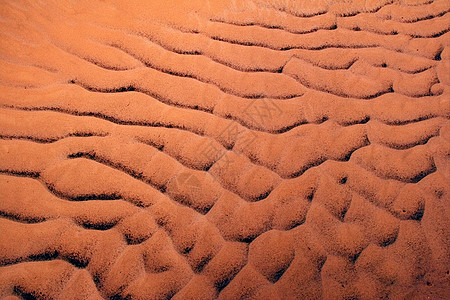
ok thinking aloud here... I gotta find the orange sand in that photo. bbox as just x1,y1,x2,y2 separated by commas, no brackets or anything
0,0,449,299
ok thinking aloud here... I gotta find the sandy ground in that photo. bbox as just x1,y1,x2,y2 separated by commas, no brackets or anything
0,0,449,299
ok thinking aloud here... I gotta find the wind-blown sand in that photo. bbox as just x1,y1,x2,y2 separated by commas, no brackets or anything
0,0,449,299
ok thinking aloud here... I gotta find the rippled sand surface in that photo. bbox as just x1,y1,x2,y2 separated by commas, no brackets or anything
0,0,449,299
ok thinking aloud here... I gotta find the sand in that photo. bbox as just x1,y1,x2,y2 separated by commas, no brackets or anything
0,0,449,299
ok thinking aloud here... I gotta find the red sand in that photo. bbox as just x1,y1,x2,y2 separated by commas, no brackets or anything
0,0,449,299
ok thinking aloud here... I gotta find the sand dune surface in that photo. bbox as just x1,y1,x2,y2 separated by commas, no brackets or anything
0,0,449,299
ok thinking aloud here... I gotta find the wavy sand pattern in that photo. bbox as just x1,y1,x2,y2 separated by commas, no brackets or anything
0,0,449,299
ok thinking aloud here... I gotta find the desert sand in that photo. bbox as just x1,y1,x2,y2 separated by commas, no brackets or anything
0,0,449,299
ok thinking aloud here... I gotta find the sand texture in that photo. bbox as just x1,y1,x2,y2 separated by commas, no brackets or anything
0,0,449,299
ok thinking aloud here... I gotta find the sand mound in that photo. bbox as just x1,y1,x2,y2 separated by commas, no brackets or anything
0,0,449,299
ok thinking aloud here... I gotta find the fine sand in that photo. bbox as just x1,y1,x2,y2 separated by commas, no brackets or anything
0,0,449,299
